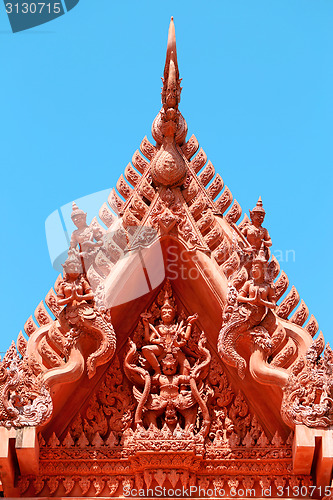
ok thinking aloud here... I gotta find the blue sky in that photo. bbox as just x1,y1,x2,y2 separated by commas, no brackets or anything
0,0,332,353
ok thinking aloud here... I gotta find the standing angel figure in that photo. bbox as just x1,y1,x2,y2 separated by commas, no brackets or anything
241,197,272,258
70,202,103,257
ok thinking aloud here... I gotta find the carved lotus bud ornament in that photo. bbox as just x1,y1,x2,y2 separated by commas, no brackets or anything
150,138,187,187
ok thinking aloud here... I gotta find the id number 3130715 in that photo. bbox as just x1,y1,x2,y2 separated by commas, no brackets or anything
5,3,61,13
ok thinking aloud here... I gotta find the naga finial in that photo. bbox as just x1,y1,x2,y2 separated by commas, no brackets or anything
162,16,181,111
151,17,187,149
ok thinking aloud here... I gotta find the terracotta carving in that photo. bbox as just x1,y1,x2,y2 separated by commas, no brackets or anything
124,285,211,438
0,342,52,428
70,202,103,254
281,337,333,428
241,197,272,258
57,251,116,379
1,17,332,499
140,292,198,377
218,249,276,378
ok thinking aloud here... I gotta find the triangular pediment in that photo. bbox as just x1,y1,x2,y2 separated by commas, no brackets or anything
0,16,332,499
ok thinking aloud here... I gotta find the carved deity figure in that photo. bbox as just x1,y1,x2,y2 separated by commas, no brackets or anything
124,284,211,437
70,202,103,266
125,333,211,436
57,252,116,378
218,249,276,379
141,293,198,377
241,197,272,258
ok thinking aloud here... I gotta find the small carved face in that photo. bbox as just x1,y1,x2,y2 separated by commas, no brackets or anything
162,357,178,376
161,304,176,323
165,405,177,425
65,262,81,277
252,261,265,281
72,213,87,229
250,211,265,226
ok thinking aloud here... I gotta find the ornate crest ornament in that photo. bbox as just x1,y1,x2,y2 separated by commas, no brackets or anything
0,17,331,499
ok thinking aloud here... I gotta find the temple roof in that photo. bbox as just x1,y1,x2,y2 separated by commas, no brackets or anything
0,17,332,498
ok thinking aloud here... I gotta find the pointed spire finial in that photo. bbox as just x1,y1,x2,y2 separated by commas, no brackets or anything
161,16,181,110
164,16,179,82
151,17,187,148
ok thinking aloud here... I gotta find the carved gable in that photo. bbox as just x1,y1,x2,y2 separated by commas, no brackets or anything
0,17,332,499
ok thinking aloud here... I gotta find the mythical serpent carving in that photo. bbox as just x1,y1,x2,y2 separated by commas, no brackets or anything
21,247,117,393
218,249,276,379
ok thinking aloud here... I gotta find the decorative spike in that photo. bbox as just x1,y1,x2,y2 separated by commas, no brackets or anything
86,265,103,291
132,149,149,173
77,431,89,448
108,187,124,215
190,148,207,173
198,161,215,186
63,478,75,495
79,478,91,495
99,202,117,228
207,174,224,200
305,314,319,337
271,431,284,447
116,174,133,200
45,288,62,318
48,432,60,448
17,331,28,357
165,17,178,78
214,186,233,213
290,300,309,326
225,200,242,224
181,134,199,160
124,163,141,187
47,477,59,495
89,216,106,236
105,431,117,447
35,301,52,326
131,196,148,217
94,249,113,278
161,17,181,109
140,136,156,161
267,256,280,281
91,432,104,447
62,431,74,447
276,286,300,319
24,315,38,337
54,274,63,294
274,271,289,300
